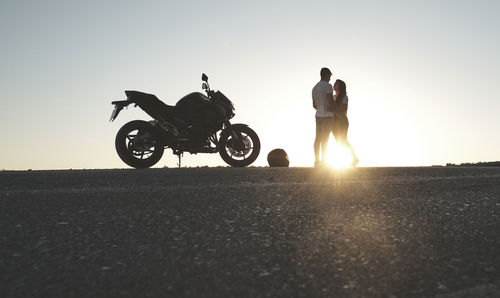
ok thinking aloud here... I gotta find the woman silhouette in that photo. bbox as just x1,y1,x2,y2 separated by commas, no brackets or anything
332,79,359,167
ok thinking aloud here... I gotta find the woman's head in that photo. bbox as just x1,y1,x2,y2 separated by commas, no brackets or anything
333,79,346,93
334,79,347,104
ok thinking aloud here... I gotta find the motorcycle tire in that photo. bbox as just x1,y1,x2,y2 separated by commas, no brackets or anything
219,124,260,167
115,120,164,169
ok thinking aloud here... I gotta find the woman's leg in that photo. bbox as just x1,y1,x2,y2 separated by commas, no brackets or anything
346,142,358,166
343,118,359,165
335,117,359,166
333,117,347,144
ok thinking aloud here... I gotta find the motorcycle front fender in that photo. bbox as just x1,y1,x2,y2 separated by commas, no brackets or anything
221,123,249,139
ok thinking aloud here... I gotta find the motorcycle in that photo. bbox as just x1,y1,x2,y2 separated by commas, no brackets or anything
109,73,261,168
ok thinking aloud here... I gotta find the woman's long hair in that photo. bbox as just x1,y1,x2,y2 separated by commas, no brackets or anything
334,79,347,106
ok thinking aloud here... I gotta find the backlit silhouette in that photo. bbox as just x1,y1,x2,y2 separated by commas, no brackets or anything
312,67,335,167
110,74,260,168
332,79,358,167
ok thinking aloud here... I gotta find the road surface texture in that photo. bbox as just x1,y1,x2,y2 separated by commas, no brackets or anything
1,167,500,297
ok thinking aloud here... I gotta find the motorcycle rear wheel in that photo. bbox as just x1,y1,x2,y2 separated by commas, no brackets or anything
219,124,260,167
115,120,164,169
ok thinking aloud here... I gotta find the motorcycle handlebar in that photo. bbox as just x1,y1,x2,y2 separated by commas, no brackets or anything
206,90,216,98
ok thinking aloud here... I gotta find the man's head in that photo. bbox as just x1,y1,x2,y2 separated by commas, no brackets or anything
320,67,332,82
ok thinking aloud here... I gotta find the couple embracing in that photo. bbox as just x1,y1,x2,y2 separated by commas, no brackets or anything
312,67,358,167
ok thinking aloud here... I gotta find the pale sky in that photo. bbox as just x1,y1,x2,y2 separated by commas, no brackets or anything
1,0,499,169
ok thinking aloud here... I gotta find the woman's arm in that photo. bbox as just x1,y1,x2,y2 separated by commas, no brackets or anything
337,103,347,113
330,94,339,112
336,95,348,113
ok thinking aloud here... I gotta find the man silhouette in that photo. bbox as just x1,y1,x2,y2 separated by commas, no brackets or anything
312,67,334,167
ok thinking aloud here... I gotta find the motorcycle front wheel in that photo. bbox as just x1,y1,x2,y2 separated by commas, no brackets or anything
115,120,164,169
219,124,260,167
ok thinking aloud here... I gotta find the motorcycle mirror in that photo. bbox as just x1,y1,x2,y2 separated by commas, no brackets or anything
202,73,208,82
202,82,208,90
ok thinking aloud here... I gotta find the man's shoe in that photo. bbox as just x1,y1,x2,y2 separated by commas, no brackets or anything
314,161,322,168
351,157,359,167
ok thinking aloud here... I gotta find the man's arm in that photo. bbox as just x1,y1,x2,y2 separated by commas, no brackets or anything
313,99,317,109
326,93,337,111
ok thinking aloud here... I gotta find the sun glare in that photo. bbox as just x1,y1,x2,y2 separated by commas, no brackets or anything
327,139,352,168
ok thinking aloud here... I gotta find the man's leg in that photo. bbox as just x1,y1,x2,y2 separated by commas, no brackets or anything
325,117,336,162
321,138,328,162
314,118,322,164
320,118,333,163
314,140,321,163
315,118,330,166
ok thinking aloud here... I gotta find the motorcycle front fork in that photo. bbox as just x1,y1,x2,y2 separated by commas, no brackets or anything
224,120,240,140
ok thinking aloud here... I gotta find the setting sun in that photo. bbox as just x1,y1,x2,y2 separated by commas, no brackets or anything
327,139,353,168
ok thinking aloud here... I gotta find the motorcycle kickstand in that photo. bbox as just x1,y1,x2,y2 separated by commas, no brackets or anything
176,153,183,168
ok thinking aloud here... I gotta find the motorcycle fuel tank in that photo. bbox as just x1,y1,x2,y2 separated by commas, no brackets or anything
175,92,224,125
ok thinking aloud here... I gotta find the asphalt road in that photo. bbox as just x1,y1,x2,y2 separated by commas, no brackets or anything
1,167,500,297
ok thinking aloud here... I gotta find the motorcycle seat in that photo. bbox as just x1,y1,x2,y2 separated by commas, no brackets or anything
125,90,178,118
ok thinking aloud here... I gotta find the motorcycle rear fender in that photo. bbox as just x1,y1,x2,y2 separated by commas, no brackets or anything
110,100,133,121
